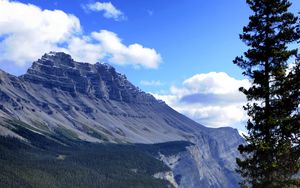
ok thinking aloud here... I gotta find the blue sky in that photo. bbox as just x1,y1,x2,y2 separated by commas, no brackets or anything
0,0,299,131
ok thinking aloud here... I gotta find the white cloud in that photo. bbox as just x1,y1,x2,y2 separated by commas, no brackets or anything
92,30,161,68
153,72,250,130
0,0,80,66
0,0,161,69
84,2,125,21
287,61,298,73
140,80,164,86
182,72,250,94
67,36,104,63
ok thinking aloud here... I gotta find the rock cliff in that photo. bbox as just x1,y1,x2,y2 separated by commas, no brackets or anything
0,52,243,187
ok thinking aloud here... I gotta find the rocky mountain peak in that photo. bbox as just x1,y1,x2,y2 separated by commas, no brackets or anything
21,52,157,104
0,52,243,188
38,51,74,68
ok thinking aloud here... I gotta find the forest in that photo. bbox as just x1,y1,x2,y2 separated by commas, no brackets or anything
0,120,191,188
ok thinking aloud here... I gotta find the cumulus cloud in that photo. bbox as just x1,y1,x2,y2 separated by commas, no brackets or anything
92,30,161,68
67,36,104,63
0,0,161,69
84,1,125,21
153,72,251,129
182,72,250,95
0,0,80,66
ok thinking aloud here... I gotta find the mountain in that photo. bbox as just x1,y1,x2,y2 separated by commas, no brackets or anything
0,52,243,188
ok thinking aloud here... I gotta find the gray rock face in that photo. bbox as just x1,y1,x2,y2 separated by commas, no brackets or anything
22,52,156,103
0,52,243,188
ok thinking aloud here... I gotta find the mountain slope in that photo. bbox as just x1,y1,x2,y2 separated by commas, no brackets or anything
0,124,187,188
0,52,243,188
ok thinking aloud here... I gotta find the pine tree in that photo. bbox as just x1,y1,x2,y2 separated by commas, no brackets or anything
234,0,300,187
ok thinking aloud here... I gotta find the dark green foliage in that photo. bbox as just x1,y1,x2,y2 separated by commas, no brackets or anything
0,121,191,188
234,0,300,187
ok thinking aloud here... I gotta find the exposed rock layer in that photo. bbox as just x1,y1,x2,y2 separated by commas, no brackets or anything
0,52,243,188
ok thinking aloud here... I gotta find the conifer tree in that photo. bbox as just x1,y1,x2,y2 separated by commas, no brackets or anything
234,0,300,187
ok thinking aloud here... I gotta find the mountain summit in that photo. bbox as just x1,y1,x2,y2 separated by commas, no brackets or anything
0,52,243,187
23,52,157,103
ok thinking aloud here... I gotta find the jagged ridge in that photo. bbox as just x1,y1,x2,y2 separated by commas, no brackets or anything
0,52,243,188
22,52,157,103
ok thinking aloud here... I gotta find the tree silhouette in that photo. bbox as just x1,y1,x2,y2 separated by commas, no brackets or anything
234,0,300,187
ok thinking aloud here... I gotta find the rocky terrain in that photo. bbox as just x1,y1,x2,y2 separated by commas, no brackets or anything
0,52,243,188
